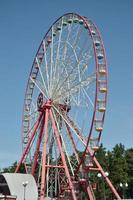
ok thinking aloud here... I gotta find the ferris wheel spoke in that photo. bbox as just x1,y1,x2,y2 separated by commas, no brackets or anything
62,18,74,62
65,123,80,164
52,38,92,98
51,55,76,98
70,41,91,82
64,115,87,147
52,19,64,95
30,77,48,100
52,105,83,142
36,57,49,98
27,127,40,154
31,101,37,111
59,62,75,105
72,24,82,48
60,41,84,82
53,43,94,98
30,102,38,117
52,108,75,175
51,106,90,166
29,111,38,121
63,126,79,168
52,62,84,99
65,41,79,62
50,26,56,97
42,40,50,93
30,109,38,116
26,117,40,138
80,44,94,76
49,27,54,97
53,73,96,102
30,111,38,122
82,87,94,107
53,23,73,94
53,21,74,88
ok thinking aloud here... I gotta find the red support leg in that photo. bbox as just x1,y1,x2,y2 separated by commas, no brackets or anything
31,114,45,176
15,113,43,173
65,123,81,164
65,116,121,199
86,185,94,200
49,109,77,200
40,108,49,200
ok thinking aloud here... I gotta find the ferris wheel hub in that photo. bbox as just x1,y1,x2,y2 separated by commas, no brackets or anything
37,93,52,111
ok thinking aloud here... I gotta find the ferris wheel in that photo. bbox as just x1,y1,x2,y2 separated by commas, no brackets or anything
16,13,121,200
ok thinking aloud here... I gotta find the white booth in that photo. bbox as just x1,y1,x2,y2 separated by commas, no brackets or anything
0,173,38,200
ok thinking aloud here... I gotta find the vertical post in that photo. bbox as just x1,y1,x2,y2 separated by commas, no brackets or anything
15,113,43,173
86,186,94,200
40,108,49,200
49,109,77,200
22,181,28,200
24,185,26,200
31,114,45,175
120,182,128,199
81,179,94,200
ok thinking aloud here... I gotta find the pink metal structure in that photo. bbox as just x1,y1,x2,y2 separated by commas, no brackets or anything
0,196,16,200
16,13,121,199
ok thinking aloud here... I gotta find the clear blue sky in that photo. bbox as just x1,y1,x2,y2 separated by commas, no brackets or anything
0,0,133,168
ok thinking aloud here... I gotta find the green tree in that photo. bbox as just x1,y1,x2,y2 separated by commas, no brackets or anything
125,148,133,198
1,143,133,198
2,161,25,173
109,144,128,199
94,144,108,200
96,144,108,171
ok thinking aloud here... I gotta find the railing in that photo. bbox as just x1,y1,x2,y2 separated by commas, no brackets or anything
0,195,17,200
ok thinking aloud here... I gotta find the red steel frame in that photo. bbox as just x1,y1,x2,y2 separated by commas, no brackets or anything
16,101,121,199
0,196,17,200
15,13,122,200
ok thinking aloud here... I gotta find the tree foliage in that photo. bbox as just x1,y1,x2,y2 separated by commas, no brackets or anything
0,143,133,199
94,143,131,199
1,161,25,173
